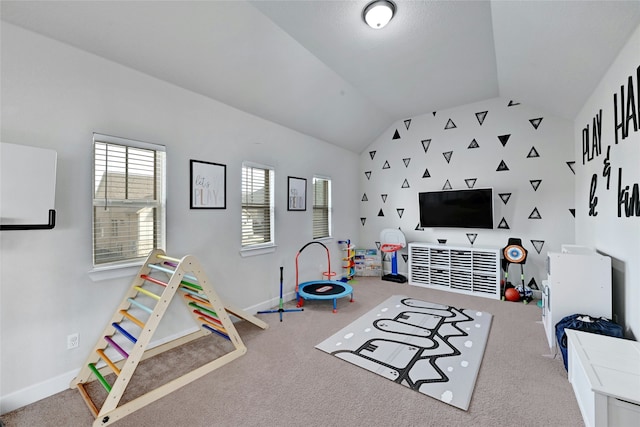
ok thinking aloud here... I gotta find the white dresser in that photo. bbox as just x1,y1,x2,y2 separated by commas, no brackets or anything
541,245,612,350
566,329,640,427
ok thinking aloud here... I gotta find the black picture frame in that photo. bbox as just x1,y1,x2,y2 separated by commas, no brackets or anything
287,176,306,211
190,159,226,209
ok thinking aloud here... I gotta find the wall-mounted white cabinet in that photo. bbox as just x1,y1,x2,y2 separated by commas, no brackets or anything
0,142,57,228
541,245,612,350
408,242,501,300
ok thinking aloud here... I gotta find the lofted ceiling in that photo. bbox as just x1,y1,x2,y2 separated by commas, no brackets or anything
2,1,640,153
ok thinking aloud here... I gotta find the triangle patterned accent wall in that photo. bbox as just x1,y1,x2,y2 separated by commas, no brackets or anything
359,97,575,284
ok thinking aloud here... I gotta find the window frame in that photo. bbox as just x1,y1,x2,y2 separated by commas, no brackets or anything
312,175,332,240
241,161,275,254
91,133,166,270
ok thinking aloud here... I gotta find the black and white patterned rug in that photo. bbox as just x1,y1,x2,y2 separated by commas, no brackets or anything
316,295,492,410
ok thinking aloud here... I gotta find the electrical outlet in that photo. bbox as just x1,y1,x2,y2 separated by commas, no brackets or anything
67,333,79,349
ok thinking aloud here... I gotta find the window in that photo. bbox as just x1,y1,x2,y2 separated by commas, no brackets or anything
313,176,331,239
241,162,274,248
92,133,166,267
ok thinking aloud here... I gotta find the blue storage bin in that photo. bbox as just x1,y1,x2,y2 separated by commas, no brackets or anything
555,313,624,370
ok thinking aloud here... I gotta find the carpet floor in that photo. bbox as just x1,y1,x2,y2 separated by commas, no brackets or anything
1,277,583,426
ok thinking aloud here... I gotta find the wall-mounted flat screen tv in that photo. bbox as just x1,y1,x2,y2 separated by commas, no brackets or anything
418,188,494,229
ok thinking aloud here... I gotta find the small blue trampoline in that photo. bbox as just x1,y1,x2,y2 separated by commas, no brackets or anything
295,242,354,313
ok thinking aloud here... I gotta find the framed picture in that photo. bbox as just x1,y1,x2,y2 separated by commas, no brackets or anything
190,160,226,209
288,176,306,211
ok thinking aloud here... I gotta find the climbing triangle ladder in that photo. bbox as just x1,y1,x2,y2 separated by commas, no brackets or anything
70,249,268,426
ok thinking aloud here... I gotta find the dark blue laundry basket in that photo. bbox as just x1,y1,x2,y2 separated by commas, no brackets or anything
555,313,624,370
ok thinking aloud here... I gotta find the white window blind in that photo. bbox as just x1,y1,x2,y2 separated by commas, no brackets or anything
313,176,331,239
241,163,274,247
92,134,166,267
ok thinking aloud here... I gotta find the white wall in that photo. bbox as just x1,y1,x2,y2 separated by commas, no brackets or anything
0,23,359,412
358,98,575,286
574,23,640,338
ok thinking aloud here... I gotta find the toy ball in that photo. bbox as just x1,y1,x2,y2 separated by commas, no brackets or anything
505,287,521,302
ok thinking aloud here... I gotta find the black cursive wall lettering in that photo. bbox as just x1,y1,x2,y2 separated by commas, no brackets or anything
589,174,599,216
617,168,640,217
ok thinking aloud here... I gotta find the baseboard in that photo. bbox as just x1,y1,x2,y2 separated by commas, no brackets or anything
243,291,298,314
0,329,191,415
1,328,202,415
0,369,79,415
0,294,294,415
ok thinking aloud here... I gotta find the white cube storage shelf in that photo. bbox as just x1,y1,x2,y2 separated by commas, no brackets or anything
409,243,501,299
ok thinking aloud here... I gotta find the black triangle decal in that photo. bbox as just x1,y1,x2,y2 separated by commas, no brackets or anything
404,119,411,130
365,171,372,180
445,118,456,130
397,208,405,218
569,208,575,217
402,254,408,263
443,151,453,163
468,139,480,149
443,180,452,190
498,134,511,147
382,160,390,169
401,179,410,188
375,241,381,250
465,178,477,188
527,278,539,290
529,117,543,129
497,160,509,171
531,240,545,254
508,100,520,106
422,169,431,178
567,161,576,175
381,194,388,203
499,193,512,204
432,111,437,116
527,147,540,158
362,193,368,201
369,150,376,160
393,129,401,140
530,179,542,191
498,218,510,229
421,139,432,153
360,217,366,226
529,208,542,219
466,233,478,245
475,111,488,126
403,158,411,167
378,209,384,217
415,223,424,231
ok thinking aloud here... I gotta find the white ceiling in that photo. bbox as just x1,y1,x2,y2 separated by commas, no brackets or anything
2,1,640,153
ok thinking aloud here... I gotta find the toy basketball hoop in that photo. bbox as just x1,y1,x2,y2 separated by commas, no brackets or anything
379,229,407,283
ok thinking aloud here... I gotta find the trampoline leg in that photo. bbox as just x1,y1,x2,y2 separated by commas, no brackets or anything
333,299,337,313
350,293,354,303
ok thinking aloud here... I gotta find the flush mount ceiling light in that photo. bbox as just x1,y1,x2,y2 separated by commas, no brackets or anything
363,0,396,29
